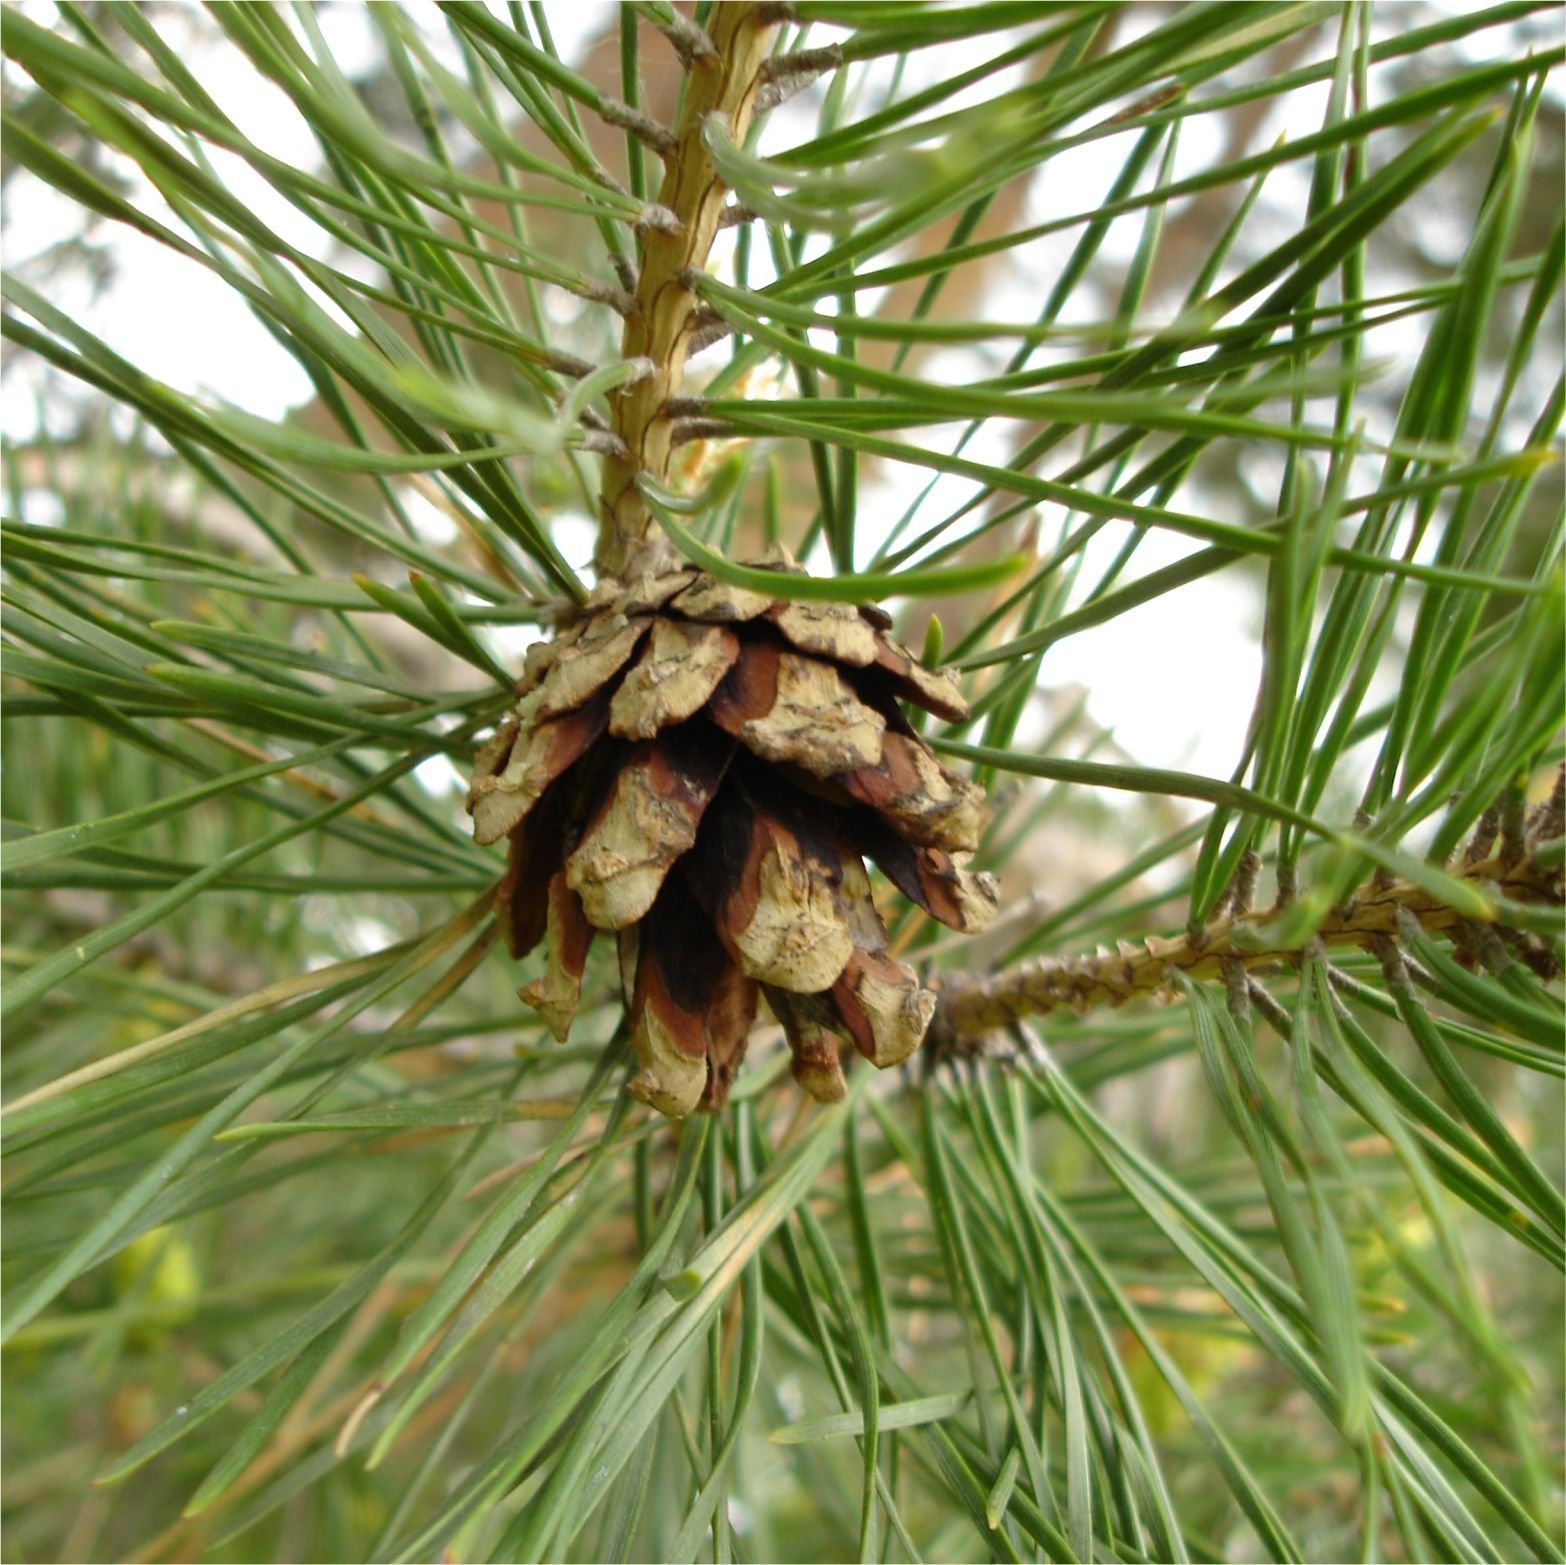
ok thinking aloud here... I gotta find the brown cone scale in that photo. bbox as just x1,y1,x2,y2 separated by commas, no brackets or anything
466,553,997,1116
566,724,731,930
518,873,594,1043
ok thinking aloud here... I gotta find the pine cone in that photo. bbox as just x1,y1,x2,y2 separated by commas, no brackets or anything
466,552,998,1117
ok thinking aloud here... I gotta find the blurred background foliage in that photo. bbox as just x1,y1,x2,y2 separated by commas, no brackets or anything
1,3,1563,1562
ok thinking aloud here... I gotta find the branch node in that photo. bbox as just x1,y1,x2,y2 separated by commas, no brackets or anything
1462,800,1501,866
581,279,639,316
1499,784,1528,867
1246,978,1293,1038
610,253,639,295
688,323,731,356
1452,916,1515,983
1275,861,1298,906
649,10,718,66
686,308,730,355
754,43,843,115
758,44,843,84
579,429,631,460
1221,955,1251,1025
670,417,734,447
598,97,679,156
1370,932,1409,992
754,42,845,114
634,202,685,237
546,349,596,379
1218,848,1261,919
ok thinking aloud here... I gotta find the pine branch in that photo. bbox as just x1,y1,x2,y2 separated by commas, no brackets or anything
594,3,779,579
935,848,1563,1045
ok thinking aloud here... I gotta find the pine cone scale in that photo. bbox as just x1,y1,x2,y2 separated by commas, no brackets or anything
768,599,880,665
534,615,652,720
695,786,855,994
860,822,999,933
518,873,594,1043
766,987,849,1101
709,643,887,777
833,731,986,853
608,619,740,739
871,640,969,721
671,574,774,622
628,874,755,1116
833,949,936,1069
470,697,607,846
496,764,608,962
565,727,730,929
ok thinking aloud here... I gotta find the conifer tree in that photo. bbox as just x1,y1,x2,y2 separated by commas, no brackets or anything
2,5,1562,1561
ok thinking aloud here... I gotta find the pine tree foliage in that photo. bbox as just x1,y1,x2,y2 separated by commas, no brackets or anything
1,4,1563,1561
